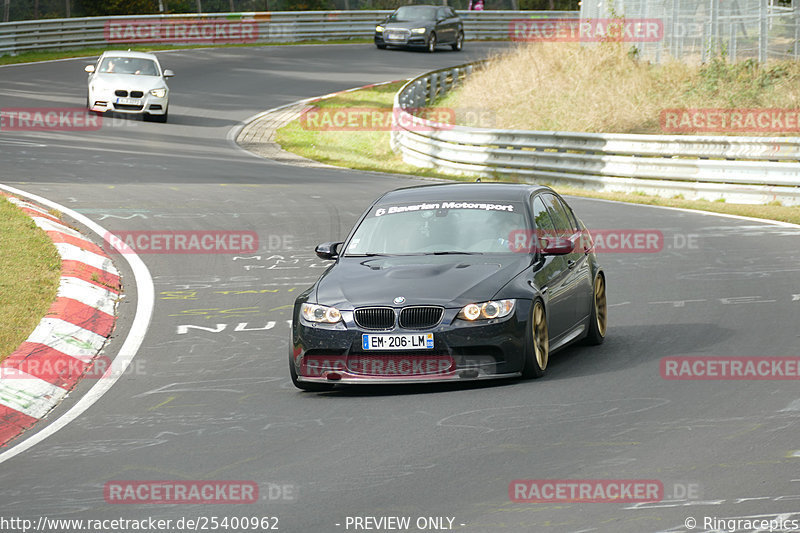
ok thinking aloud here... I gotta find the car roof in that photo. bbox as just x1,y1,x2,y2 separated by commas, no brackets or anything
100,50,160,60
375,182,552,204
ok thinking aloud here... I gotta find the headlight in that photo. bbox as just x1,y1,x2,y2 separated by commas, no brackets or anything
375,25,384,32
301,303,342,324
150,88,167,98
457,300,516,321
411,28,427,34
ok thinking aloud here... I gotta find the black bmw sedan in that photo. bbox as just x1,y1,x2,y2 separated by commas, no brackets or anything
374,5,464,52
290,183,607,391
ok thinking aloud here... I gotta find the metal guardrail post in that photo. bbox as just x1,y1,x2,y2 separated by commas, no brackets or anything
795,3,800,60
759,0,768,63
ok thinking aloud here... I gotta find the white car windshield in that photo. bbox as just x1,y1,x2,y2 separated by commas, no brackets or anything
345,201,528,256
99,57,159,76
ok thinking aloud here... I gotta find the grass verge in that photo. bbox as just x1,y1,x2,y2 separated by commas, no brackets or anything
0,196,62,363
0,39,371,66
274,81,800,225
438,42,800,135
275,82,440,175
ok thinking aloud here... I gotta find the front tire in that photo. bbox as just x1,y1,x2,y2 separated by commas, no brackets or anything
145,109,168,123
522,300,549,379
452,31,464,51
584,272,607,345
290,359,335,392
427,32,437,53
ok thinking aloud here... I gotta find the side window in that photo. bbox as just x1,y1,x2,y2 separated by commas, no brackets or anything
447,7,456,18
438,8,448,19
542,194,577,236
532,196,556,236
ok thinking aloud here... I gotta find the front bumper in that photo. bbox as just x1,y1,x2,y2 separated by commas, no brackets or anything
375,31,429,48
291,301,531,385
89,89,168,115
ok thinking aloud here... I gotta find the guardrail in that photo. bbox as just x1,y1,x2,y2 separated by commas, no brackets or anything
0,11,576,56
391,62,800,206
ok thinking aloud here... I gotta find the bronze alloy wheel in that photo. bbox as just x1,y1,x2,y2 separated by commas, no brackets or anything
594,274,607,338
532,300,549,371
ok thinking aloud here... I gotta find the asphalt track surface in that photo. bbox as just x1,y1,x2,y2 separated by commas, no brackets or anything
1,43,799,533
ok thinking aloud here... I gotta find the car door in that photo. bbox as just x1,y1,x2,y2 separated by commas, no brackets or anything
530,194,574,341
541,193,593,331
436,7,455,42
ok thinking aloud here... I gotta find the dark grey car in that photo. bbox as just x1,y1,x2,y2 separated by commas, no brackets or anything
375,5,464,53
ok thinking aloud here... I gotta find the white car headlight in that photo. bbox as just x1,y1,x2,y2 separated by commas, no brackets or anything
411,28,427,34
457,300,516,321
301,303,342,324
150,88,167,98
375,25,384,32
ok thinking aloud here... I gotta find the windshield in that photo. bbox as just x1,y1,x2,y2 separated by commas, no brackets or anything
389,6,437,22
345,201,528,256
99,57,159,76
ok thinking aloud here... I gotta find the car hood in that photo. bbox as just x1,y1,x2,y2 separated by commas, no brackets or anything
91,74,166,90
383,20,435,30
315,254,531,308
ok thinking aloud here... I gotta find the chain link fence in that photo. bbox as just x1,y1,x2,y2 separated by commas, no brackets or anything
580,0,798,62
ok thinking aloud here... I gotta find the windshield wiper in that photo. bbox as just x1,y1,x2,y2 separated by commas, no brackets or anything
427,251,483,255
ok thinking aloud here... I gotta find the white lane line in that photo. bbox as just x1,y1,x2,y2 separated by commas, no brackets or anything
54,242,118,274
57,277,117,316
0,184,154,465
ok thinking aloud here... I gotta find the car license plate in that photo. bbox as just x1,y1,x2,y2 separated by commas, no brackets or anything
386,32,405,41
116,97,141,105
362,333,433,351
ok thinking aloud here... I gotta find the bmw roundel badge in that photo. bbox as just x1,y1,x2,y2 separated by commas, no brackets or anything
393,296,405,305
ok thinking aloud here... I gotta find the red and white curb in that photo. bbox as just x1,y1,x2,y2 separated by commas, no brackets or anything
0,195,120,447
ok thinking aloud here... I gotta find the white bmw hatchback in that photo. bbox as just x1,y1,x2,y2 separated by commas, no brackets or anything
85,51,174,123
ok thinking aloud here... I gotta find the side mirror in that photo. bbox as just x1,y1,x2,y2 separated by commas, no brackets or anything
163,69,175,78
315,242,343,260
84,64,95,73
540,236,574,256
